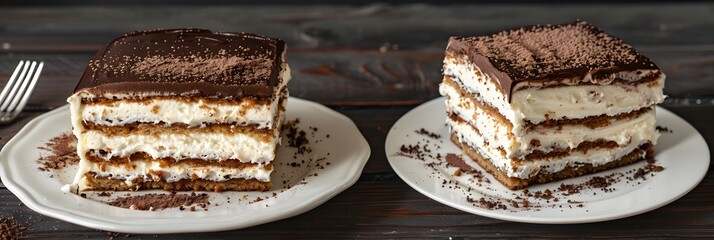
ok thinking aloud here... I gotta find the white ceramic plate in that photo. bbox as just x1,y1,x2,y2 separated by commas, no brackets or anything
386,97,709,224
0,97,370,233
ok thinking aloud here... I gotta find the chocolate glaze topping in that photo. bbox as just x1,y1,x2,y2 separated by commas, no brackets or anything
74,29,286,99
446,21,660,102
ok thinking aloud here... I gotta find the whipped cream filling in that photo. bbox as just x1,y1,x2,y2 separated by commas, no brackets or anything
443,56,513,123
447,117,652,179
77,161,272,190
78,95,281,129
440,81,660,159
442,56,666,133
67,65,291,129
510,76,665,125
81,130,279,164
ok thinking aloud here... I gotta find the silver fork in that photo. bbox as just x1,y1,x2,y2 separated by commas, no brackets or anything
0,61,44,124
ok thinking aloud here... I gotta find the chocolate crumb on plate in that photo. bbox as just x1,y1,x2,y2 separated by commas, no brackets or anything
397,125,667,211
284,118,313,155
656,125,673,133
633,160,665,180
467,197,508,210
415,128,441,139
398,144,425,160
36,133,79,171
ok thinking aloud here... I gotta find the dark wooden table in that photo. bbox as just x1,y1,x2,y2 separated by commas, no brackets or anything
1,2,713,238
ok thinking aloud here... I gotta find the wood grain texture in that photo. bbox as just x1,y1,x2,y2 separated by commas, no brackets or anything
0,3,712,238
0,4,712,107
0,112,44,146
1,4,713,48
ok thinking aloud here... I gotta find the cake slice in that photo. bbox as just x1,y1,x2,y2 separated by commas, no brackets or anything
67,29,290,192
439,21,665,190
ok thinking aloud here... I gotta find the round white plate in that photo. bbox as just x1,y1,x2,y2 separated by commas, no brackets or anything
386,97,709,224
0,97,370,233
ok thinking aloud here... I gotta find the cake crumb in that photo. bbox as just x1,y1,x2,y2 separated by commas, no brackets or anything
284,118,313,155
467,197,507,210
415,128,441,139
655,125,673,133
97,192,113,197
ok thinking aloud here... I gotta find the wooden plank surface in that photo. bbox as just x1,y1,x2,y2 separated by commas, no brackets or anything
1,4,713,48
0,3,712,238
0,4,713,107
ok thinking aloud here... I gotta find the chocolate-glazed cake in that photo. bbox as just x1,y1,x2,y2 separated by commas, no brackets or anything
67,29,290,191
439,21,665,190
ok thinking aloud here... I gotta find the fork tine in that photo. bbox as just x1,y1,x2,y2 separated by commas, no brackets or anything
0,110,14,123
11,61,43,115
0,111,11,120
0,61,27,110
1,61,36,112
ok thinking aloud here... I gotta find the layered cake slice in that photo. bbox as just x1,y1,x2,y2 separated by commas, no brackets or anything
67,29,290,192
439,21,665,190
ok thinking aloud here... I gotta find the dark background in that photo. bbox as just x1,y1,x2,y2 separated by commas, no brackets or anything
0,1,713,238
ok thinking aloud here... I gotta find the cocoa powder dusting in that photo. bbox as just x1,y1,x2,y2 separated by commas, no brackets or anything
106,193,209,211
586,176,610,189
132,55,271,83
558,183,581,196
556,173,620,196
398,125,666,212
467,197,507,210
394,128,444,163
452,21,654,81
398,144,425,160
633,161,665,180
37,133,79,171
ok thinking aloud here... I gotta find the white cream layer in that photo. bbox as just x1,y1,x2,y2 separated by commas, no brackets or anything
511,78,665,125
67,65,291,129
440,81,659,159
78,96,281,129
442,56,665,133
447,117,652,179
81,131,278,164
77,161,271,190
